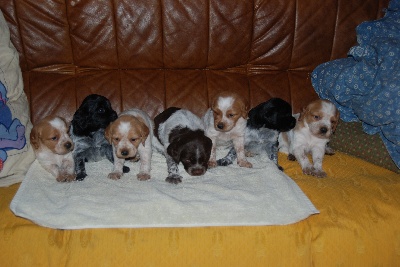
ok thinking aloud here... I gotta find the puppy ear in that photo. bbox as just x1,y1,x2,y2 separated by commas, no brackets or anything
332,109,341,133
167,141,181,164
137,117,150,146
247,107,266,129
140,125,149,146
71,106,89,136
298,106,308,121
241,98,250,119
104,122,114,144
30,126,40,150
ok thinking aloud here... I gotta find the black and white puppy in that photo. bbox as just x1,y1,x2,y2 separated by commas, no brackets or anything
217,98,296,170
153,107,212,184
70,94,129,180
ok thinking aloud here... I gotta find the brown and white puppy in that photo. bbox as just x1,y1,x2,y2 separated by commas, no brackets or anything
278,99,340,178
30,115,75,182
105,109,153,181
203,91,252,168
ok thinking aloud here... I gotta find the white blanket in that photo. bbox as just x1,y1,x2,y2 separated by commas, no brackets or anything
10,150,318,229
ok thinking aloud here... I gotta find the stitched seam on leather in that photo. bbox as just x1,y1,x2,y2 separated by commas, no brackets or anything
159,0,165,69
110,0,120,70
247,0,255,72
330,0,339,61
288,0,298,71
206,0,210,68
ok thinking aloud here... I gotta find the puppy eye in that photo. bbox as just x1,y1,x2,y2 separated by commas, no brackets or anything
98,108,105,114
313,115,320,120
228,113,235,118
130,138,137,142
114,137,119,141
51,136,58,141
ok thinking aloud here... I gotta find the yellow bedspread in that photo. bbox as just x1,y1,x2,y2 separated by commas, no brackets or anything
1,152,400,266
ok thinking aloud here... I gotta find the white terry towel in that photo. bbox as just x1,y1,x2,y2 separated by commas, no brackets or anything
10,149,319,229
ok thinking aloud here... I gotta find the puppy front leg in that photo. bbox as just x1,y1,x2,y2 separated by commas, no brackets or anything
208,138,217,168
266,141,283,171
165,154,182,184
59,154,76,182
137,146,151,181
108,146,124,180
233,136,252,168
216,146,236,166
311,147,327,178
74,153,87,181
293,145,313,175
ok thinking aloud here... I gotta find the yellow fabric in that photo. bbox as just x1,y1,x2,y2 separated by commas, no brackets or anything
1,152,399,266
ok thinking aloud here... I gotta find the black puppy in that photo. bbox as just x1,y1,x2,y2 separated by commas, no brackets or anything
153,107,212,184
217,98,296,170
70,94,129,180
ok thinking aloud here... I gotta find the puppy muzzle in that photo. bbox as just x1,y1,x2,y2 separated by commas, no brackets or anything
318,126,331,138
215,122,232,132
188,167,207,176
117,148,137,159
64,141,74,151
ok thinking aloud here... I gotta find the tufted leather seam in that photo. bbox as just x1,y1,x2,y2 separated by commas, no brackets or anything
288,0,298,70
65,0,76,74
159,0,165,69
247,0,255,75
329,0,340,61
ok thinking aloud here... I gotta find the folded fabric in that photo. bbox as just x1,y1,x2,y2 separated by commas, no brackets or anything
311,0,400,169
10,149,318,229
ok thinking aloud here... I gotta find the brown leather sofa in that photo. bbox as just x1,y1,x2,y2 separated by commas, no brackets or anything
2,0,400,266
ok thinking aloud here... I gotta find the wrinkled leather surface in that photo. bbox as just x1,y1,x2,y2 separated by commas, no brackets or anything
0,0,389,123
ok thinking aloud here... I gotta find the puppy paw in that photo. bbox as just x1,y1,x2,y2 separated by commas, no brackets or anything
166,174,182,184
325,146,335,156
302,166,315,176
64,173,76,182
108,172,122,180
137,172,151,181
238,160,253,168
288,154,296,161
216,158,233,166
208,160,217,168
56,173,76,182
75,172,87,181
311,169,327,178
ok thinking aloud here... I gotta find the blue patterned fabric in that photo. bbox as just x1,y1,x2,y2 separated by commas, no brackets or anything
312,0,400,169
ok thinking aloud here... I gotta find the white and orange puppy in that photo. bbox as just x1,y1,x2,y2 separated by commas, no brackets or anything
105,109,153,181
203,91,252,168
278,99,340,178
30,115,76,182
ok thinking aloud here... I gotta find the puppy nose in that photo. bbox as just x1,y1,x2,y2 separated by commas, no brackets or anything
320,127,328,134
121,150,129,156
64,142,72,150
217,123,224,130
191,168,205,176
